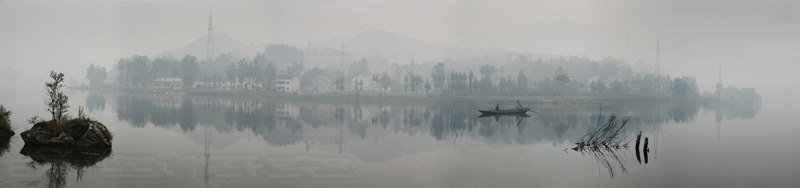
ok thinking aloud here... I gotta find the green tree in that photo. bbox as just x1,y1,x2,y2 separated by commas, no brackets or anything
225,62,237,90
334,77,346,91
517,70,528,94
546,66,570,97
354,78,364,99
151,56,174,86
286,62,304,76
263,62,277,91
404,75,409,92
129,55,151,87
468,71,474,93
409,75,424,94
115,55,151,87
379,71,391,92
301,67,325,87
590,80,606,94
424,79,431,93
85,64,107,86
347,58,370,79
0,105,13,135
180,55,200,87
46,71,69,122
479,64,496,78
430,62,446,92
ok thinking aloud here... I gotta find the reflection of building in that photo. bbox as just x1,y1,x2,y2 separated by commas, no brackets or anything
313,77,332,93
276,103,299,119
311,104,331,119
276,75,300,92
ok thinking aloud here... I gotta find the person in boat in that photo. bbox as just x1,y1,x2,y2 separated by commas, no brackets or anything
495,104,500,111
515,100,523,109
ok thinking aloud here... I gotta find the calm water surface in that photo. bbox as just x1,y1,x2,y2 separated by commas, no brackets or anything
0,90,797,188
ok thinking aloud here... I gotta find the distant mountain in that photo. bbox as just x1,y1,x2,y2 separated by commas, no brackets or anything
154,30,551,68
314,30,451,64
311,30,552,66
154,32,266,60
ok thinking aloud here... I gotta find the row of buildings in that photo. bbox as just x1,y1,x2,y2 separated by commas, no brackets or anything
153,74,389,93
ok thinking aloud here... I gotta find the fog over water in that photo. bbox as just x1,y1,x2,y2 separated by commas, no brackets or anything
0,1,798,187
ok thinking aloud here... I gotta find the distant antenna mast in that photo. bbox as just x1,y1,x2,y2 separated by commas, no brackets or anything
655,39,660,75
627,33,630,64
718,65,722,83
206,9,214,61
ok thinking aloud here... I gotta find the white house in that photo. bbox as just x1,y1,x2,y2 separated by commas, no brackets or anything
276,75,300,92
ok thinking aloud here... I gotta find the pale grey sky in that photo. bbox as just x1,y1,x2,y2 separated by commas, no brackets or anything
1,0,797,101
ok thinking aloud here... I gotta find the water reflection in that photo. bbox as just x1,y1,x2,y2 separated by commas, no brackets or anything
0,135,10,158
477,113,530,126
20,146,112,188
572,144,630,179
110,93,761,149
704,102,762,123
85,92,106,112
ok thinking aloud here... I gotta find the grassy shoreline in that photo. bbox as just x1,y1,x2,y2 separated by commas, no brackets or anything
68,86,722,106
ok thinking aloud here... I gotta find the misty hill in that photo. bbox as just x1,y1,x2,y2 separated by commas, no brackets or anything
312,30,452,64
154,32,266,59
310,30,556,67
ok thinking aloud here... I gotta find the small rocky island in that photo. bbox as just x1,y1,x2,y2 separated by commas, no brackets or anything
20,71,113,148
21,120,112,147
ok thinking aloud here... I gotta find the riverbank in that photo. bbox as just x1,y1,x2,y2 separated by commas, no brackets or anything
68,86,723,106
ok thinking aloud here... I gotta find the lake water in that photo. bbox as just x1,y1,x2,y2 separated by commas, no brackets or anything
1,90,797,188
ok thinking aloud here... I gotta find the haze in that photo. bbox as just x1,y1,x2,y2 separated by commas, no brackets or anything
0,0,797,104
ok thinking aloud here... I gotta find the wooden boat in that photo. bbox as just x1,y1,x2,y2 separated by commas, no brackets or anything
477,113,531,118
478,108,531,115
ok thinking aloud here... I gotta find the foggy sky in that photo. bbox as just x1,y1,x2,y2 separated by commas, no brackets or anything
0,0,797,102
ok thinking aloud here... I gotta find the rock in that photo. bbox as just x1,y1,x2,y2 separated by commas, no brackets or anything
21,121,112,147
77,122,112,147
20,145,112,164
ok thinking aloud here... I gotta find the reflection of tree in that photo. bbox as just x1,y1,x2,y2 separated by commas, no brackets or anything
116,95,152,127
85,92,106,112
572,146,629,179
112,93,711,150
668,102,699,123
299,106,325,129
20,146,112,188
704,102,761,123
180,99,198,131
0,135,10,158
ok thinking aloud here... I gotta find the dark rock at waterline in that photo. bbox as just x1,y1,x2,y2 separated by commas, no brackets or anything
21,121,112,147
20,145,112,166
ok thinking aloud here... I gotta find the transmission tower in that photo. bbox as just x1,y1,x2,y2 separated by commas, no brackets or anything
206,9,214,61
655,39,660,75
718,65,722,83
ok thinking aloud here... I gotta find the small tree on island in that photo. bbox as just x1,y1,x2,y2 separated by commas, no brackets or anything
21,71,114,147
46,71,69,123
0,105,14,136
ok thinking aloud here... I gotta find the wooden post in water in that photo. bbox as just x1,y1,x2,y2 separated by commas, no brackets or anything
635,131,642,164
644,137,649,164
